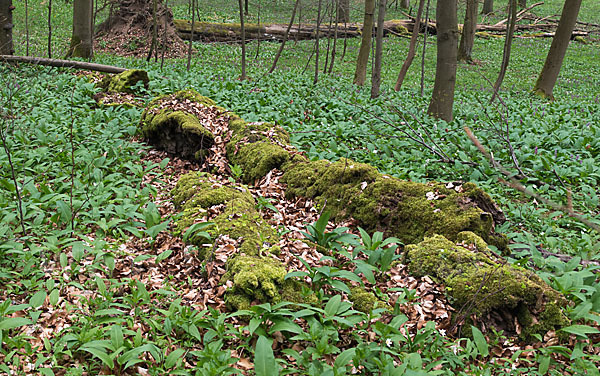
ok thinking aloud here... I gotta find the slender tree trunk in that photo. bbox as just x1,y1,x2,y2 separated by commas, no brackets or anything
394,0,424,91
401,0,409,8
48,0,53,58
482,0,493,14
255,0,261,59
490,0,516,102
371,0,386,99
419,0,430,96
353,0,375,86
427,0,458,122
337,0,349,23
314,0,323,84
519,0,526,8
146,0,158,61
25,0,29,55
328,0,339,73
239,0,247,79
457,0,477,62
186,0,195,70
268,0,300,73
245,0,249,15
323,0,333,73
0,0,13,55
161,0,169,69
533,0,582,99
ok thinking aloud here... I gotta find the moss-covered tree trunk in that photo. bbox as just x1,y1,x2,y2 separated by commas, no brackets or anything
457,0,477,63
370,0,386,99
0,0,14,55
427,0,458,122
353,0,375,86
66,0,93,58
533,0,582,99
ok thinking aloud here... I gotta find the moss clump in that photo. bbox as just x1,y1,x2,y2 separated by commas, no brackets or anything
223,255,287,310
100,69,149,94
405,235,569,340
172,172,278,258
281,158,505,250
455,231,490,253
226,116,291,183
349,287,385,313
139,90,217,161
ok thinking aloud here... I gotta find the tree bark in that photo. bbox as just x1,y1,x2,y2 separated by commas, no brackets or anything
371,0,386,99
66,0,93,59
353,0,375,86
427,0,458,122
239,0,247,80
457,0,477,62
337,0,349,23
519,0,526,8
401,0,410,8
394,0,424,91
533,0,582,99
490,0,516,102
0,0,13,55
314,0,322,84
0,55,127,73
482,0,493,14
268,0,300,73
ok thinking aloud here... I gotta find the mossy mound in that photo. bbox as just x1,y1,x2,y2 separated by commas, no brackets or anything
349,286,385,313
172,172,278,258
139,89,216,161
280,158,507,250
226,116,291,183
99,69,149,94
404,234,569,340
223,255,295,310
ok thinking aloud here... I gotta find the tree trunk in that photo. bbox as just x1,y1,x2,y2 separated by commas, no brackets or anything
0,0,13,55
314,0,322,84
533,0,582,99
482,0,493,14
394,0,424,91
427,0,458,122
371,0,386,99
401,0,410,8
353,0,375,86
519,0,526,8
490,0,516,102
238,0,247,79
67,0,93,59
337,0,349,23
457,0,477,62
268,0,300,73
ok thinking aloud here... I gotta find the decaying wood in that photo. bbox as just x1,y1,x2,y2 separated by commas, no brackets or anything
173,19,414,42
0,55,127,73
174,18,592,43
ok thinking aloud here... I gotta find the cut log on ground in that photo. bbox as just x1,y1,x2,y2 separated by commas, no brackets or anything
0,55,127,73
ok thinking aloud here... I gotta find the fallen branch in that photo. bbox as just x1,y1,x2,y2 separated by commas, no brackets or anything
494,1,544,26
0,55,127,73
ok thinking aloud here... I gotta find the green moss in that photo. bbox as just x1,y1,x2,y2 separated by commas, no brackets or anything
223,255,287,310
101,69,149,94
225,118,291,183
455,231,490,253
172,172,277,258
405,235,568,340
574,36,588,44
281,158,503,249
349,286,385,313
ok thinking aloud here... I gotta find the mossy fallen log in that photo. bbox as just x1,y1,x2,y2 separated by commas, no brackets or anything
404,233,569,339
173,19,411,42
138,90,217,161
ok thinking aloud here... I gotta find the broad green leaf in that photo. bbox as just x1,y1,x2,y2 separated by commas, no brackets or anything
254,336,278,376
471,326,489,357
325,295,342,317
80,346,113,369
0,317,32,331
29,290,47,308
560,324,600,338
333,348,356,369
165,348,186,369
